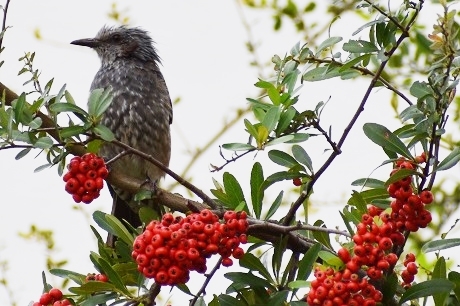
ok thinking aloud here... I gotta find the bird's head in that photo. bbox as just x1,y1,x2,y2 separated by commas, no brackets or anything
71,25,161,65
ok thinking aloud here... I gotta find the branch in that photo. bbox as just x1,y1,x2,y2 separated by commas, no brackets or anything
0,0,10,51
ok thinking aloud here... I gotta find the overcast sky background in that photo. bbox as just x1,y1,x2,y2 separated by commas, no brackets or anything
0,1,459,305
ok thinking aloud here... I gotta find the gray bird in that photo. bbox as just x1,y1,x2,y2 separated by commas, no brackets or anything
71,25,172,245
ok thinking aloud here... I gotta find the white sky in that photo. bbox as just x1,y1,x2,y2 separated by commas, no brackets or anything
0,1,459,305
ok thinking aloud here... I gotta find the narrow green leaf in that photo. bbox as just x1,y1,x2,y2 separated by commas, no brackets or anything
312,220,333,250
96,256,131,296
316,36,343,55
264,191,283,220
297,243,321,280
422,238,460,253
93,87,113,117
34,136,53,149
69,282,117,294
93,211,134,246
59,125,86,139
347,191,368,214
239,253,274,283
15,148,31,160
250,162,264,219
87,88,104,116
29,117,42,129
303,66,341,82
276,106,296,135
318,251,342,268
244,119,259,139
224,272,276,291
385,168,418,186
343,39,379,53
34,163,52,173
261,171,300,191
223,172,246,209
433,257,448,306
399,279,454,304
222,143,256,151
262,106,281,133
49,102,88,116
448,271,460,302
93,124,115,142
50,268,86,285
268,149,298,168
288,280,310,289
265,134,295,146
437,147,460,171
363,123,413,159
292,144,313,173
351,178,385,189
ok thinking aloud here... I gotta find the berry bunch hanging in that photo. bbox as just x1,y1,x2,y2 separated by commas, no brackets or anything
132,209,248,286
32,288,70,306
63,153,108,204
307,154,430,305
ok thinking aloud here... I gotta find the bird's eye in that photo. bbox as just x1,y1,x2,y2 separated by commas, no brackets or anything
111,33,122,42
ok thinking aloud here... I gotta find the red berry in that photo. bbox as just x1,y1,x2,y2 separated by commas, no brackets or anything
65,178,79,194
406,262,418,275
49,288,63,300
221,257,233,267
97,166,109,179
232,247,245,259
337,247,351,263
292,177,302,186
419,190,433,204
39,293,53,305
96,274,109,282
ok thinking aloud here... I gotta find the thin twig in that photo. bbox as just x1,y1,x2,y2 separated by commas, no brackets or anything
0,0,10,51
189,258,222,306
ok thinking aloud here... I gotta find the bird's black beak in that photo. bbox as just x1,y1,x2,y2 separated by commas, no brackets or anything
70,38,101,48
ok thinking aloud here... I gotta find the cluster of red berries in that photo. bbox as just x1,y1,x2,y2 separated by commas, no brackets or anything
32,288,70,306
307,154,432,305
85,273,108,282
306,267,383,306
132,209,248,286
387,155,433,232
63,153,108,204
401,253,418,287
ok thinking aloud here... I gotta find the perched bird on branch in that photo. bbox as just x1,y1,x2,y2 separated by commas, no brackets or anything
71,25,173,245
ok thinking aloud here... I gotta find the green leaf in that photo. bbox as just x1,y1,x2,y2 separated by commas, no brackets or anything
268,150,298,168
318,251,342,268
351,178,385,189
92,87,113,117
250,162,264,219
347,191,368,214
96,256,131,296
224,272,276,291
276,106,296,135
359,188,389,203
312,220,333,250
448,271,460,302
223,172,246,210
292,145,313,173
29,117,42,129
262,106,281,133
69,282,117,294
297,243,321,280
217,295,240,306
288,280,310,289
239,253,274,283
437,147,460,171
363,123,413,159
343,39,379,53
244,119,259,140
79,293,119,306
50,268,86,285
432,257,448,306
34,136,53,149
15,148,31,160
316,36,343,55
222,142,256,151
261,171,301,190
265,134,295,146
303,66,341,82
92,211,134,246
399,279,454,304
410,81,433,99
385,168,418,186
59,125,86,139
49,102,88,117
422,238,460,253
93,124,115,142
34,163,52,173
264,191,283,220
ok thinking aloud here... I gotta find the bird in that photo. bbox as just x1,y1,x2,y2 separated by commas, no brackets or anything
71,25,173,246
